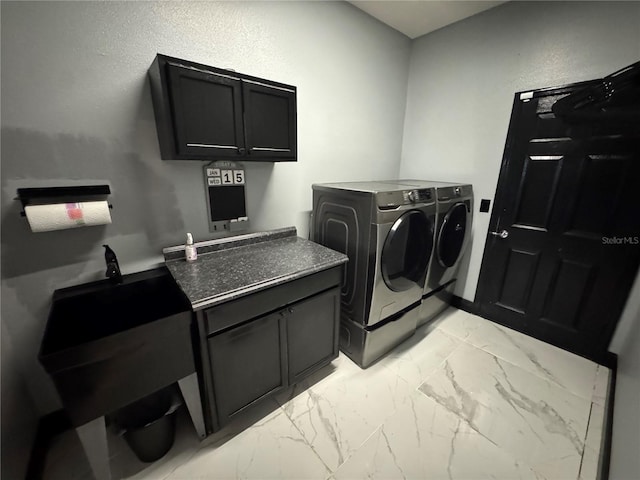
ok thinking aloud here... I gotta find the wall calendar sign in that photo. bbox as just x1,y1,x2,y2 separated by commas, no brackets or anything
203,161,249,233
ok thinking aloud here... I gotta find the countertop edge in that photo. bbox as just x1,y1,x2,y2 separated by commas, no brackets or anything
189,258,347,311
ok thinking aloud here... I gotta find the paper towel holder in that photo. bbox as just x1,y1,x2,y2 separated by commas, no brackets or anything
16,185,112,216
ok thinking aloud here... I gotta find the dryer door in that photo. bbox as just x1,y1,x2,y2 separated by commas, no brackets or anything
381,210,434,292
437,202,468,268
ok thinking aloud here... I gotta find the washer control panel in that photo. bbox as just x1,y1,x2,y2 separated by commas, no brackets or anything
403,189,432,204
376,188,435,208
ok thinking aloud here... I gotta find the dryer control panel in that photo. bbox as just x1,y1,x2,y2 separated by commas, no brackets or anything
437,185,473,201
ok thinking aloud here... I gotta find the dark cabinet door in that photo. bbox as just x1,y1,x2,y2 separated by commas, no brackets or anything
287,288,340,385
167,63,245,158
242,81,297,161
208,312,286,425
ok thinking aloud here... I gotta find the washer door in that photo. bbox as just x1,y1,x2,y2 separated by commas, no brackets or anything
437,202,468,268
381,210,434,292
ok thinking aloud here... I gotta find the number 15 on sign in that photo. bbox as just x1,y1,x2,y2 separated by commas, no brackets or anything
221,169,245,185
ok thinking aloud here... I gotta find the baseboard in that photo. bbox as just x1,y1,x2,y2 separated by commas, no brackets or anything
450,295,480,316
25,409,71,480
600,351,618,371
598,353,618,480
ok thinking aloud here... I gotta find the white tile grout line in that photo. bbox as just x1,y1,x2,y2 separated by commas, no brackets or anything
282,403,336,477
577,401,596,479
329,423,384,478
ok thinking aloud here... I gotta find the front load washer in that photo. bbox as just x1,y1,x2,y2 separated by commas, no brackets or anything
312,181,437,367
390,180,473,325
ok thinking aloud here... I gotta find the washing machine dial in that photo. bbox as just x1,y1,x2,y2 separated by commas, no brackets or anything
454,186,462,196
417,189,432,201
407,190,417,203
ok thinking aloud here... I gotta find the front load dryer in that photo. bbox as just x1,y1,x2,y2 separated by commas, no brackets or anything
312,181,437,367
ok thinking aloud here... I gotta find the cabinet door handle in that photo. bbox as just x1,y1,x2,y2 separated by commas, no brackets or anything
279,307,294,317
251,147,291,152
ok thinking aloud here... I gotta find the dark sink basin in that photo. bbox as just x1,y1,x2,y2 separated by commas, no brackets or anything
41,267,190,356
39,267,195,427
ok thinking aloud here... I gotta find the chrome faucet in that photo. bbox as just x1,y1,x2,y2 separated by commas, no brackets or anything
103,244,122,284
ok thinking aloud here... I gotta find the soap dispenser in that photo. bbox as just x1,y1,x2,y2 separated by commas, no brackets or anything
103,244,123,284
185,233,197,262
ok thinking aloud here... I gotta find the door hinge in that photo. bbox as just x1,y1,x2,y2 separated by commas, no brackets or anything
519,91,534,102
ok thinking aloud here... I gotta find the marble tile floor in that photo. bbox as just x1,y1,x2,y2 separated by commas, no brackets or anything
44,308,610,480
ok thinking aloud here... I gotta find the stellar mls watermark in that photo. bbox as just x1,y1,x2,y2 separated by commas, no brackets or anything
602,236,639,245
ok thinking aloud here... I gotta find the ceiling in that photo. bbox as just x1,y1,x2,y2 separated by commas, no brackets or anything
348,0,508,39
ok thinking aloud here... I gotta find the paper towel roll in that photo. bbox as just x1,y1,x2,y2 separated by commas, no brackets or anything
25,201,112,232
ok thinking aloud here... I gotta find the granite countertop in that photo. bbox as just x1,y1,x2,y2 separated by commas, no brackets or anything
164,227,348,311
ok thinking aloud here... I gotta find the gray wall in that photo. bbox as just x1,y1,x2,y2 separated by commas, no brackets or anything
0,0,410,421
609,252,640,478
399,2,640,477
1,320,39,479
609,301,640,479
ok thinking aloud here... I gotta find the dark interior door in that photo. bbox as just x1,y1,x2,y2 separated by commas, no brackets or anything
476,82,640,362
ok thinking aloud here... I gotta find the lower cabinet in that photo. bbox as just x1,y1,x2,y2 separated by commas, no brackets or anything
287,290,340,385
208,311,286,424
198,267,341,432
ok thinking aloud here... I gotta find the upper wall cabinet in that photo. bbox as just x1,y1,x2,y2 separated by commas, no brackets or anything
148,54,297,162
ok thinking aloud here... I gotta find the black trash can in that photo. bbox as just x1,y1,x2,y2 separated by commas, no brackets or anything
113,387,178,463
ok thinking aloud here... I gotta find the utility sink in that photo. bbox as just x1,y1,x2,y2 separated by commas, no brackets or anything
39,267,195,427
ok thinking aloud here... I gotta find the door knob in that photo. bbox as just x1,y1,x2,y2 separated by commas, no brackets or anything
490,229,509,239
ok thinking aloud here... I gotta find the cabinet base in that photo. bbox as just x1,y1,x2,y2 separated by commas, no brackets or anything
339,307,418,369
418,280,455,327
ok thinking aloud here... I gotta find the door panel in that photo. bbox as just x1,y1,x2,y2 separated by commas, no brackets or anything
496,248,539,314
541,258,594,330
513,156,563,230
567,155,631,236
476,82,640,360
